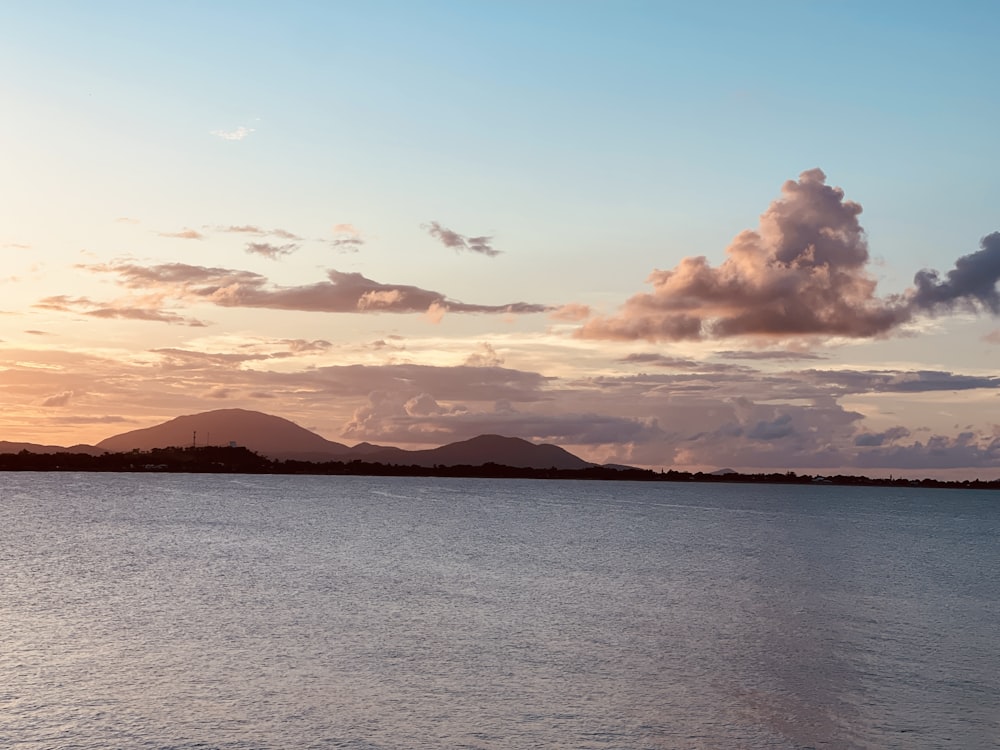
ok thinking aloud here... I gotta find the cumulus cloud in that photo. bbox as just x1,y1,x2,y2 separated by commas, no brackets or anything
853,431,1000,469
211,126,254,141
464,342,504,367
911,232,1000,313
425,221,501,257
84,262,548,317
578,169,1000,342
854,426,911,447
342,389,662,446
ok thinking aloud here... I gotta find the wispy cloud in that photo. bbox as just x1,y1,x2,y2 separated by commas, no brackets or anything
84,261,550,317
158,228,204,240
211,126,255,141
35,295,209,326
331,223,364,252
245,242,299,259
425,221,501,257
217,225,302,240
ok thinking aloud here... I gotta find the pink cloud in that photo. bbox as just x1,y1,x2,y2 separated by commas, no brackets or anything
85,262,548,317
549,303,591,322
578,170,1000,342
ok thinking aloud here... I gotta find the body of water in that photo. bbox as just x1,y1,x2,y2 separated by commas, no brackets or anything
1,473,997,749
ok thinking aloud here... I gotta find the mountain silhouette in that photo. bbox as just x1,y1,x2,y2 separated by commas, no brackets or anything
7,408,593,469
99,409,591,468
0,441,104,456
355,434,592,470
96,408,351,459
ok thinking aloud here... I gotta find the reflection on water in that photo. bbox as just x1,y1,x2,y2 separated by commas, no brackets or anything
1,473,997,749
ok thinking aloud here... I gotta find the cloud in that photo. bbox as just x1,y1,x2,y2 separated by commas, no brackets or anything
911,232,1000,314
35,295,208,326
86,262,549,317
985,330,1000,344
746,413,795,440
219,225,302,240
41,390,73,407
342,390,662,446
48,415,130,425
245,241,300,259
549,303,591,322
331,224,365,252
800,369,1000,394
577,169,1000,342
158,228,204,240
854,426,911,447
617,353,751,372
464,342,504,367
715,349,825,361
425,221,501,257
853,431,1000,469
211,126,254,141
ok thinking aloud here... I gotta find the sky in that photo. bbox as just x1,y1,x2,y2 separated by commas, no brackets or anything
2,0,1000,477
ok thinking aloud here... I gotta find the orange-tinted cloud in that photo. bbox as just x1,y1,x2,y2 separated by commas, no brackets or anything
41,390,74,407
578,170,1000,342
158,228,204,240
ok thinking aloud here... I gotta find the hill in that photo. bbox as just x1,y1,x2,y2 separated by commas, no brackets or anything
0,441,104,456
358,434,592,470
0,409,595,470
94,409,592,468
96,408,352,459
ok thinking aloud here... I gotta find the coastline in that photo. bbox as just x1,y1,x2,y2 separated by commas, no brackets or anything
1,445,997,491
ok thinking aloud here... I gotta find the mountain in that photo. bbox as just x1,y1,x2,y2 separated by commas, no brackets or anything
0,441,104,456
356,434,593,470
93,409,592,469
96,408,352,459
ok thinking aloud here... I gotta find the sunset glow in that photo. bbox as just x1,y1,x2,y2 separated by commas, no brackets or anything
3,2,999,477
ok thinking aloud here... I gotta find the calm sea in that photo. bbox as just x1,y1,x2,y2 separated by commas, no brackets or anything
0,473,996,749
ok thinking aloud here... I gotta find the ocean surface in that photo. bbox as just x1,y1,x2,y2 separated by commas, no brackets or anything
0,473,997,750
